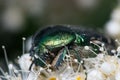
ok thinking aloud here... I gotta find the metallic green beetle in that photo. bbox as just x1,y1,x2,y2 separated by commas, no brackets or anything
29,25,115,69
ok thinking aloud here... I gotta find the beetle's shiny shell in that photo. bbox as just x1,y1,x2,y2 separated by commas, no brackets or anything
32,25,76,54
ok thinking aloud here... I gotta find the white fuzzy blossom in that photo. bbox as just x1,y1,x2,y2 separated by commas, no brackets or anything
100,62,116,75
115,72,120,80
18,53,32,70
105,5,120,38
87,69,105,80
1,37,120,80
1,44,120,80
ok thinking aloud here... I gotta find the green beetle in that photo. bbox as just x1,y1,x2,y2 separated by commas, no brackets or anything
29,25,115,69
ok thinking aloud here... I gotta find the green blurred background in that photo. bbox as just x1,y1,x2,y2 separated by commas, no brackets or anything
0,0,118,61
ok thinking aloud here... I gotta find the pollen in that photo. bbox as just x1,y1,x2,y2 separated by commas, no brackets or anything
76,76,83,80
48,77,58,80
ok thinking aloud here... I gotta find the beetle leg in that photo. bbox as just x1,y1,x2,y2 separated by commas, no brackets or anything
29,60,34,70
51,48,67,68
48,51,55,57
73,48,82,63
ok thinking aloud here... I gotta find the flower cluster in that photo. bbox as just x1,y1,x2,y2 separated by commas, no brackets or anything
1,39,120,80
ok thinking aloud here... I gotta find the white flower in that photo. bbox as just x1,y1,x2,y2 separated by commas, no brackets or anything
100,62,116,75
105,6,120,38
115,72,120,80
105,20,120,36
18,53,32,70
111,8,120,21
2,37,120,80
87,69,105,80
